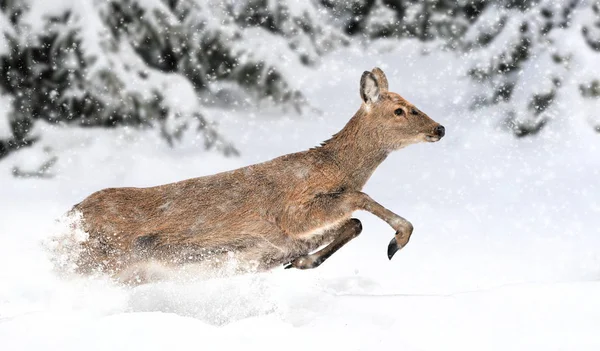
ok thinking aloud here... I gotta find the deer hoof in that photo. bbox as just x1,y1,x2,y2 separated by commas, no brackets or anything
387,237,400,260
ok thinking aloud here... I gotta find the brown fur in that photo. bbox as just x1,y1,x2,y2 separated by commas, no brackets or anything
69,68,444,278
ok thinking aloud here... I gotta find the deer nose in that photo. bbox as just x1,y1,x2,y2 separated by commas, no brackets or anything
434,125,445,138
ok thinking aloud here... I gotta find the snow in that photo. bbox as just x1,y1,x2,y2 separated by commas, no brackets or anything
362,0,399,37
1,41,600,351
0,95,12,139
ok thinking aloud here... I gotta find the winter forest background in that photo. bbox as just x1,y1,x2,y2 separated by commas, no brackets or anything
1,0,599,162
1,1,600,351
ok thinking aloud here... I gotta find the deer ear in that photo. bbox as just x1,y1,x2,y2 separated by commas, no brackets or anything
360,71,380,104
371,67,388,92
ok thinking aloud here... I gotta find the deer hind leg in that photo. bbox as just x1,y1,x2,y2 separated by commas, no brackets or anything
284,218,362,270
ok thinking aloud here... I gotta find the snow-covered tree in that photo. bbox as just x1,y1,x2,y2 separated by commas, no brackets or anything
463,0,600,136
0,0,598,162
321,0,477,42
0,0,346,159
321,0,599,136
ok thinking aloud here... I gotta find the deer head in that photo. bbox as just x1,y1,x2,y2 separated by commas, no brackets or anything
358,67,445,150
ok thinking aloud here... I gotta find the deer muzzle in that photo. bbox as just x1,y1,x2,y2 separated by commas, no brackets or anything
425,125,445,142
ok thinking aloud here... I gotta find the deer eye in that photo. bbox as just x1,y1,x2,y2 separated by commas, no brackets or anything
411,108,418,115
394,108,404,116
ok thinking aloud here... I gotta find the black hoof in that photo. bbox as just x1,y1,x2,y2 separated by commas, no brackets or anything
387,237,400,260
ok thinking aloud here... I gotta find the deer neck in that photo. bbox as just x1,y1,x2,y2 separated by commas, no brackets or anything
319,110,389,189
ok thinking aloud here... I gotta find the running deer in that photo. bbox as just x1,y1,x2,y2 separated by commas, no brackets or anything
65,68,445,281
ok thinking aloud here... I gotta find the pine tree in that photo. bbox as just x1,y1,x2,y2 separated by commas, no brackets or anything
321,0,478,42
323,0,600,136
0,0,346,159
463,0,600,136
0,0,598,162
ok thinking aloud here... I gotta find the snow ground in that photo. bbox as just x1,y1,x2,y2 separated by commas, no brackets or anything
1,42,600,350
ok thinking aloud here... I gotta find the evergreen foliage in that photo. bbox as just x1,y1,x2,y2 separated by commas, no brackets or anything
0,0,598,160
0,0,345,159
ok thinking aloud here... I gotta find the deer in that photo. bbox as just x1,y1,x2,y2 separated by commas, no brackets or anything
61,67,445,283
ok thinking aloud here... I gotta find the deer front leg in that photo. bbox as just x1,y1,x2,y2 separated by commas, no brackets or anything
284,218,362,269
283,191,413,261
339,192,413,259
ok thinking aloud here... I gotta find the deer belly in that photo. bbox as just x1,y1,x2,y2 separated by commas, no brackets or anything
295,218,346,240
